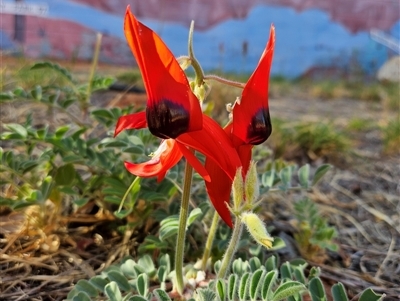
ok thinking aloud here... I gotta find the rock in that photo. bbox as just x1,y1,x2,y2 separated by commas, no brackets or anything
377,56,400,82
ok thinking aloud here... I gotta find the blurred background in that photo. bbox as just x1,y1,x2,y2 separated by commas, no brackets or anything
1,0,399,80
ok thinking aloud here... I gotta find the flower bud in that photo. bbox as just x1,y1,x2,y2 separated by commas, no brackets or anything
241,212,274,249
244,161,259,205
232,167,244,211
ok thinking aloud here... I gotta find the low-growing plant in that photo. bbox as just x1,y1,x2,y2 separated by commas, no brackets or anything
381,118,400,154
269,119,350,161
293,197,338,263
66,254,385,301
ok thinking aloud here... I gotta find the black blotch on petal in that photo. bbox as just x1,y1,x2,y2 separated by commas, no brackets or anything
247,108,272,145
146,99,190,139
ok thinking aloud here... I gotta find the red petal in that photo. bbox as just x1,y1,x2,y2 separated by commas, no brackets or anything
114,112,147,137
124,7,202,136
177,115,241,181
233,25,275,145
176,143,211,182
204,158,233,227
124,139,182,181
204,125,254,228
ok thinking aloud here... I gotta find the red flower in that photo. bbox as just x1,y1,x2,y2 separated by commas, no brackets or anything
115,8,242,224
205,25,276,227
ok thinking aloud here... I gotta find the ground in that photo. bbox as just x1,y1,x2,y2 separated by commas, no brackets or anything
0,58,399,300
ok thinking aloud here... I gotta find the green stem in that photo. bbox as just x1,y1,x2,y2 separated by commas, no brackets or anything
86,32,102,105
200,209,220,271
204,74,245,89
175,153,194,295
217,216,243,279
118,176,140,212
188,21,204,86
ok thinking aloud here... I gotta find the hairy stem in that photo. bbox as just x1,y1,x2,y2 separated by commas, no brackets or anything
204,74,245,89
200,209,220,271
188,21,204,86
217,216,243,279
117,176,140,213
175,152,194,295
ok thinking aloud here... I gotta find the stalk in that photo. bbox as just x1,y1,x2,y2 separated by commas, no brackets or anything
200,209,220,271
174,154,194,295
216,217,243,279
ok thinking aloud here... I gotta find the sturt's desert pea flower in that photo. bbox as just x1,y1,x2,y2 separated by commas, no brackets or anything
115,7,242,223
205,25,276,227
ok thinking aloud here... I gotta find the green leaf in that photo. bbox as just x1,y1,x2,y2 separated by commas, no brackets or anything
72,291,91,301
137,255,155,276
120,258,138,279
187,208,202,226
122,146,144,154
232,258,249,276
280,262,292,280
158,254,171,275
293,268,306,284
249,257,261,272
104,281,122,301
249,269,264,301
238,272,250,301
358,288,386,301
261,270,277,300
0,91,14,101
298,164,310,189
127,296,147,301
272,281,306,301
91,108,115,119
40,176,53,202
157,265,167,284
308,277,327,301
89,276,109,292
311,164,331,186
265,256,277,271
3,123,27,138
280,166,293,186
30,61,74,82
261,170,275,188
269,237,286,251
228,274,238,301
31,85,42,101
331,283,349,301
72,198,89,207
107,270,132,292
153,288,172,301
21,160,39,173
13,86,26,97
75,279,99,297
114,207,133,219
54,163,76,186
55,125,70,138
216,279,226,301
308,267,321,280
136,273,149,297
159,216,179,241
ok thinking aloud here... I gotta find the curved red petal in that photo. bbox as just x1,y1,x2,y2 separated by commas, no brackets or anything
238,144,253,175
177,115,241,181
176,143,211,182
124,7,202,137
124,139,182,181
114,112,147,137
204,158,233,227
204,125,254,228
233,25,275,145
